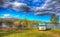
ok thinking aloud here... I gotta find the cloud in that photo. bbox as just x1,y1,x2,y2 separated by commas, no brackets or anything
4,14,10,17
0,1,33,12
1,14,11,18
34,0,60,16
0,0,60,16
11,1,27,10
1,14,20,18
0,0,9,7
11,1,33,12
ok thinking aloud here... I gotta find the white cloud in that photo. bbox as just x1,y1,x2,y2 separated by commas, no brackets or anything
1,14,20,18
1,14,11,18
4,14,10,17
0,0,60,16
13,1,27,6
34,0,60,16
12,1,33,12
11,1,27,11
0,0,9,7
3,1,33,12
0,0,32,12
55,13,60,16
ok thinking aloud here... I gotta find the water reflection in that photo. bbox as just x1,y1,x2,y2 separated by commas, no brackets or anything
46,24,60,29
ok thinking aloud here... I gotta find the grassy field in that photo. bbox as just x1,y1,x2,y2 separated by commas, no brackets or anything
0,28,60,37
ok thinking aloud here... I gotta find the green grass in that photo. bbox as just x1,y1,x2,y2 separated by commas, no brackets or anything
0,30,17,37
4,31,53,37
49,29,60,34
0,28,60,37
4,29,54,37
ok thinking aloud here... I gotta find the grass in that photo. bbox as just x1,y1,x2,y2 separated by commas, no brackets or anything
5,31,53,37
49,29,60,34
0,31,8,37
0,28,60,37
0,30,17,37
4,28,54,37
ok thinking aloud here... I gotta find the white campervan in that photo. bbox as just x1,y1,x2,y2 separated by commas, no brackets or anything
39,22,46,30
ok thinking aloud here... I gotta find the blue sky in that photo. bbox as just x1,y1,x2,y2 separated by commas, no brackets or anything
0,0,59,22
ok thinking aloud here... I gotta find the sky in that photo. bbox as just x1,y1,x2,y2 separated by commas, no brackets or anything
0,0,60,22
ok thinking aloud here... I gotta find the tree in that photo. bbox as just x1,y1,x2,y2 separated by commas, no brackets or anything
0,18,3,27
50,14,59,28
27,21,34,28
21,18,28,28
29,21,39,28
5,19,14,28
54,16,59,28
13,20,21,29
